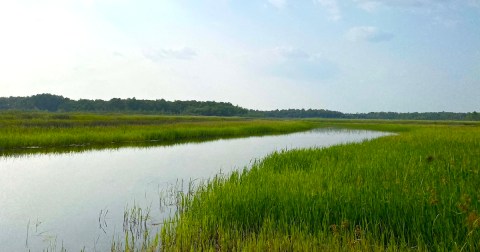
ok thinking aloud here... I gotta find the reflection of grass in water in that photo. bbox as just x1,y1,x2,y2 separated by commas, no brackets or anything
110,179,199,252
0,111,318,156
25,217,72,252
158,122,480,251
119,204,152,251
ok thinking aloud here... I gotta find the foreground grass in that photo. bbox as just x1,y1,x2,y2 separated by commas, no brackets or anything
159,122,480,251
0,111,317,154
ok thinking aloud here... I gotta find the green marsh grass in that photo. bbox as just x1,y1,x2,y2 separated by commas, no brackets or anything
0,112,317,155
160,123,480,251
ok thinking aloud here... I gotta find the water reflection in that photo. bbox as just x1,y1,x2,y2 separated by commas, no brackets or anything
0,128,391,251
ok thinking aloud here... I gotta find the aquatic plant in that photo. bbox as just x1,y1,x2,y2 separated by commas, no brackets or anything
0,112,317,155
160,122,480,251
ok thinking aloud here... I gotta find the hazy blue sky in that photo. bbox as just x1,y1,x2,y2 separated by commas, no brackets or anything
1,0,479,112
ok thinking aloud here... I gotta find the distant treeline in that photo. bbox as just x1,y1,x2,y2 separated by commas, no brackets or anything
0,94,479,121
0,94,247,116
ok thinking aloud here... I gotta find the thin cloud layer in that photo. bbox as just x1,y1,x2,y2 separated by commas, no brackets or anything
354,0,477,11
268,0,287,9
268,46,338,81
273,46,310,59
314,0,342,21
143,47,197,61
346,26,394,42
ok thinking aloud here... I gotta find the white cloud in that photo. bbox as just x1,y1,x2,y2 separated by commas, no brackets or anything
266,46,338,81
353,0,474,11
143,47,197,61
354,1,473,29
268,0,287,9
346,26,394,42
355,0,381,11
433,16,460,28
314,0,342,21
273,46,310,59
354,0,430,9
468,0,480,7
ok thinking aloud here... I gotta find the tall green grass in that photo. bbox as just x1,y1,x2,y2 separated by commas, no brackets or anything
160,124,480,251
0,112,317,154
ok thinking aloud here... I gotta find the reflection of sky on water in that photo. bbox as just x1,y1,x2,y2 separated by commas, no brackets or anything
0,129,390,251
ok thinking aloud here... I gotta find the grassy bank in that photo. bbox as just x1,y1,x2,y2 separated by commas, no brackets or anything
0,112,317,155
160,122,480,251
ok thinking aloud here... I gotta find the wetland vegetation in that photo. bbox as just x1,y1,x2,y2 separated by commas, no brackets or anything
1,111,479,251
158,121,480,251
0,111,317,155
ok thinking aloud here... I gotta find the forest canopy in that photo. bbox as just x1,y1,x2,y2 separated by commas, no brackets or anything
0,94,478,121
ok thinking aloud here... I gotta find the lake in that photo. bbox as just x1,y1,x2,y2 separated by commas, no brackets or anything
0,128,390,251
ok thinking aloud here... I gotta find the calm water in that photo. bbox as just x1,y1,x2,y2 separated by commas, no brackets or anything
0,128,389,251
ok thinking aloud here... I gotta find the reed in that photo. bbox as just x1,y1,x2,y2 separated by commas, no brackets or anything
0,112,317,154
160,123,480,251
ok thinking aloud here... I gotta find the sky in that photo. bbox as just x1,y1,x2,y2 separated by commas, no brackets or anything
0,0,479,113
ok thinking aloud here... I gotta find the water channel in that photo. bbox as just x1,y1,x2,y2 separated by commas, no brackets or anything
0,128,390,251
